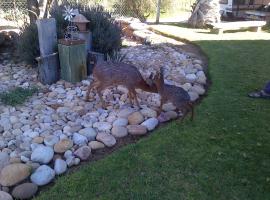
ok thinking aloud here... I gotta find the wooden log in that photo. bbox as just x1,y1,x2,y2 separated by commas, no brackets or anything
58,42,87,83
36,18,57,56
36,53,60,85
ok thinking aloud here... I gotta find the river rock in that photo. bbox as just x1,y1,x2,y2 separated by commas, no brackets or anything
73,133,88,146
44,135,59,147
0,191,13,200
141,118,159,131
74,146,91,160
30,165,55,186
78,128,97,141
127,125,147,135
11,183,38,199
0,152,10,171
164,111,178,120
128,111,144,125
111,126,128,138
54,139,73,153
0,163,31,186
54,159,67,175
96,132,116,147
93,122,112,132
88,141,105,150
31,146,54,164
113,118,128,127
118,108,134,118
140,108,157,118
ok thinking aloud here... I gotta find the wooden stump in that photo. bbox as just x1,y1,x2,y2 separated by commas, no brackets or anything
58,39,87,83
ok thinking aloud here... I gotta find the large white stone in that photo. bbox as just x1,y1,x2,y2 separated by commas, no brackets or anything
141,118,159,131
54,159,67,175
30,165,55,186
31,146,54,164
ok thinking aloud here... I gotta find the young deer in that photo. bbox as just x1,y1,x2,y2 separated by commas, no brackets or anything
86,60,157,108
151,68,194,121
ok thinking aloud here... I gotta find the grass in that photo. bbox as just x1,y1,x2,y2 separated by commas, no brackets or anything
0,87,38,106
36,31,270,199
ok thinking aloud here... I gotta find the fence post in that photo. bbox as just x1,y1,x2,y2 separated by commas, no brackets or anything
155,0,161,24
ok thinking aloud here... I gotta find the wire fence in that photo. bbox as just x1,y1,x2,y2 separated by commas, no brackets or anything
0,0,195,23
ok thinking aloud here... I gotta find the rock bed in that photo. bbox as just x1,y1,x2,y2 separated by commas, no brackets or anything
0,22,207,199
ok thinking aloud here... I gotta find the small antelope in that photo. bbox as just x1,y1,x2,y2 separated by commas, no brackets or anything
86,59,157,108
151,68,194,121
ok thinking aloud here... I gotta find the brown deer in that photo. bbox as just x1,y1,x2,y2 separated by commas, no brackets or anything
86,60,157,108
151,67,194,121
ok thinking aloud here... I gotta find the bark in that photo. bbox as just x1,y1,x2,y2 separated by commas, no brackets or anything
188,0,221,28
27,0,39,24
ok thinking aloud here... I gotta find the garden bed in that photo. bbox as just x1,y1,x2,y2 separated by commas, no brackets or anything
0,19,207,199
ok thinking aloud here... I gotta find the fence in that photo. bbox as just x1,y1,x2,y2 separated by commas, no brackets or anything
0,0,195,23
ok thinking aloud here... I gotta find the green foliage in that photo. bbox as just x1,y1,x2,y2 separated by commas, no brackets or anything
17,23,40,64
0,87,38,106
74,4,122,55
17,3,121,64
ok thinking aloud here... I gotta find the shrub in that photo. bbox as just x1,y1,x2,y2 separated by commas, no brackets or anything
17,23,40,64
0,87,38,106
17,3,121,64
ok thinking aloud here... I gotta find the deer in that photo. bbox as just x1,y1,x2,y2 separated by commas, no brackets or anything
86,58,157,108
151,67,194,121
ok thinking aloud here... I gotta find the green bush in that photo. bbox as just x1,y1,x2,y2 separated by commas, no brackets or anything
17,3,121,64
0,87,38,106
17,23,40,64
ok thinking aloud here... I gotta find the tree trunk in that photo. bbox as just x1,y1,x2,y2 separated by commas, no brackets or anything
156,0,162,24
27,0,39,24
188,0,221,28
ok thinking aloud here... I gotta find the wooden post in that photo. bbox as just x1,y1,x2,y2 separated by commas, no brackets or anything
36,18,57,56
156,0,162,24
58,40,87,83
36,18,60,84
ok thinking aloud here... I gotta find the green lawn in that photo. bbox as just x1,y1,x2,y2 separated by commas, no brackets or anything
36,38,270,199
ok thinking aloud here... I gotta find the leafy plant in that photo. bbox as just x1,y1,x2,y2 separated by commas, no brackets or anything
17,3,121,64
106,51,126,62
0,87,38,106
17,23,40,64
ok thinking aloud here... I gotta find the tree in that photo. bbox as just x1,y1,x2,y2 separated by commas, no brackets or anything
188,0,221,28
27,0,53,24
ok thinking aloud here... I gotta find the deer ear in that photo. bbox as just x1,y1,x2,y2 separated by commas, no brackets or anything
149,72,154,79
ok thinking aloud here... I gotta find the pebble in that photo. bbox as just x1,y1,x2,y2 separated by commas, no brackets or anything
54,159,67,175
113,118,128,126
78,128,97,141
74,146,91,160
93,122,112,132
31,146,54,164
162,103,176,112
30,165,55,186
140,108,157,118
0,191,13,200
12,183,38,200
0,163,31,186
127,125,147,135
0,152,10,171
54,139,73,153
111,126,128,138
73,133,88,146
96,132,116,147
44,135,59,147
128,111,144,125
88,141,105,150
141,118,159,131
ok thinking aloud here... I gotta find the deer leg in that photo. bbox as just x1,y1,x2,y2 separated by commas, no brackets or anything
96,85,108,108
86,80,98,101
127,91,134,105
158,97,165,114
131,89,140,108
